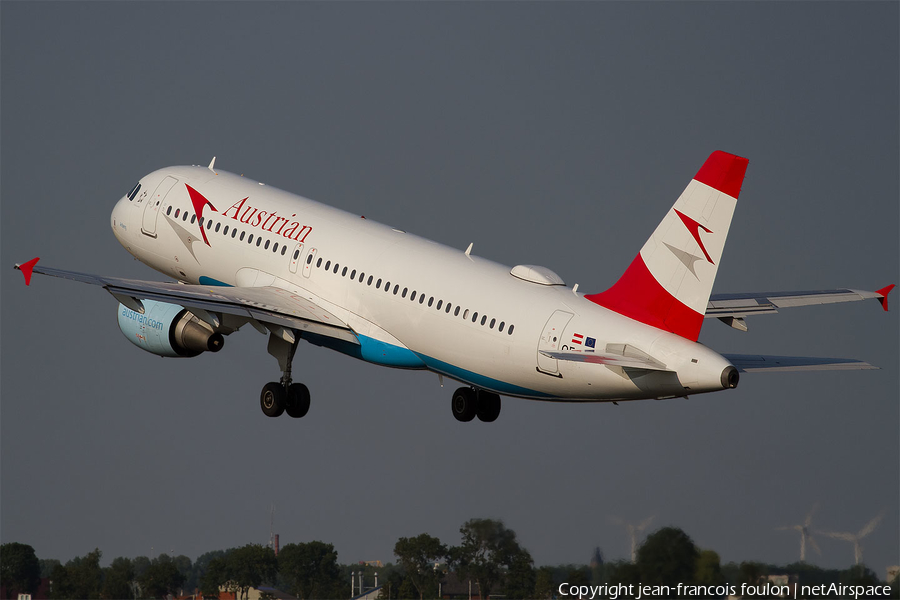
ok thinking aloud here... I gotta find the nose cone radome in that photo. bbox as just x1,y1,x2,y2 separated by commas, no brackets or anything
111,196,130,240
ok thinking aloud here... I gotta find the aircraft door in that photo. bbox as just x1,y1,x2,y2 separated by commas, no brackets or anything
288,243,304,274
302,247,317,278
142,176,178,237
536,310,573,375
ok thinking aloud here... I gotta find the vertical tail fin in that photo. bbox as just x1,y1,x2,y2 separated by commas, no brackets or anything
586,151,749,341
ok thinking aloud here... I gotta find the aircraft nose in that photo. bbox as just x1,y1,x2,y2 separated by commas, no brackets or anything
111,195,130,239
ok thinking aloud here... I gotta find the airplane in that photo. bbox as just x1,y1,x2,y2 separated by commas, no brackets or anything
14,151,893,422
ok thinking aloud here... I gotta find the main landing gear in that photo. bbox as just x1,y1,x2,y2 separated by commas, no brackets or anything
261,331,310,419
451,387,501,423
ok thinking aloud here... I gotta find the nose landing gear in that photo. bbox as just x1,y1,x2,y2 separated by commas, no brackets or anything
451,387,501,423
260,330,310,419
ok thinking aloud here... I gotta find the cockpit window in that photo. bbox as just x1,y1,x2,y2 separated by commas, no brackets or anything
127,182,141,201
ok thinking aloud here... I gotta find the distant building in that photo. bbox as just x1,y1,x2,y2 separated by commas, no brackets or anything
351,584,383,600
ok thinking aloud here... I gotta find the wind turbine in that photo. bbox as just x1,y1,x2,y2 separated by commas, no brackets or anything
818,512,884,566
776,503,821,563
611,515,656,562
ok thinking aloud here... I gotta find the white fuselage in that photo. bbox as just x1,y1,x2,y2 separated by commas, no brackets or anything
111,166,734,402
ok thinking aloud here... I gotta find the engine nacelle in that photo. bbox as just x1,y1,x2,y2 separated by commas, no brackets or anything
117,300,224,358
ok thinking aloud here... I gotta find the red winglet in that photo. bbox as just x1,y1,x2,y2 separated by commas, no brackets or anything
876,284,894,311
17,257,40,286
693,150,750,199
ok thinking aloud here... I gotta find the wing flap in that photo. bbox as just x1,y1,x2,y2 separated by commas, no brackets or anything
723,354,877,373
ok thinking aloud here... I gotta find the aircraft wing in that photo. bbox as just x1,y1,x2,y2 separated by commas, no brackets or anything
706,285,893,331
722,354,877,373
14,259,359,345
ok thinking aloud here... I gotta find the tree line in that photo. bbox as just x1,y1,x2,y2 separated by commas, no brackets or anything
3,519,898,599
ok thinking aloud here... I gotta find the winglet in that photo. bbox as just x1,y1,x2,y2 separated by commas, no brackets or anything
876,284,894,311
14,257,40,286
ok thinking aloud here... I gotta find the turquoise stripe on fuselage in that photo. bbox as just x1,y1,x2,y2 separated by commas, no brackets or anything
199,276,232,286
301,331,548,398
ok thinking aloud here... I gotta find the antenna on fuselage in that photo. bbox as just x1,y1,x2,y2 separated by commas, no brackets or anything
208,156,217,173
464,242,473,257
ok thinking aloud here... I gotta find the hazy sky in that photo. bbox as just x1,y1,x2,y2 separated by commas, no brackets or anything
2,1,897,581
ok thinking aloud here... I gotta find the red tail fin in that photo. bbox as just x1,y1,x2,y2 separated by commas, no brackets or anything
586,151,749,341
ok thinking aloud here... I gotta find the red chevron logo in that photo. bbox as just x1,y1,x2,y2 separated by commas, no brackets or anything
186,184,218,246
674,209,714,265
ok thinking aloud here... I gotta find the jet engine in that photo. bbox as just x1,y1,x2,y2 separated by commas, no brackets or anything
117,299,224,358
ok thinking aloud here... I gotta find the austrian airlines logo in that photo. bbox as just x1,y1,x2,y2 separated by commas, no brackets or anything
185,185,218,246
674,209,714,264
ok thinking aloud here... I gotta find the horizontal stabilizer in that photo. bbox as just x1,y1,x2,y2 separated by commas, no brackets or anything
723,354,877,373
707,287,894,327
540,350,671,372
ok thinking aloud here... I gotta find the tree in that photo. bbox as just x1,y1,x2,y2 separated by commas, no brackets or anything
1,543,41,599
137,554,186,599
278,541,341,600
226,544,278,600
635,527,698,587
393,534,448,600
51,548,103,600
451,518,529,600
199,556,228,599
502,550,535,599
101,557,135,600
532,566,555,599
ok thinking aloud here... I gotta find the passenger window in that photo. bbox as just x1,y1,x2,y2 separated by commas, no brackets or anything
428,297,434,307
273,242,278,252
402,288,408,298
166,206,172,215
256,238,262,247
263,240,269,250
472,312,478,323
183,212,188,222
508,325,514,335
436,300,442,310
215,223,221,233
249,234,254,244
351,269,357,279
241,231,246,241
393,284,399,295
317,258,322,268
410,291,417,301
191,215,196,224
232,229,237,238
359,272,365,283
174,208,180,218
376,278,382,289
223,225,229,235
367,275,373,286
463,309,469,319
499,321,505,332
488,317,494,328
342,267,348,277
207,220,213,230
281,246,286,255
455,306,460,317
445,303,451,313
419,295,425,304
325,261,331,271
334,263,339,274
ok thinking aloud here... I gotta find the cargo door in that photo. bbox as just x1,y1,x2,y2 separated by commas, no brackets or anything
536,310,573,375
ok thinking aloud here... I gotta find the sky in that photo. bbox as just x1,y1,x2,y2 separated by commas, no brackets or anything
2,1,898,582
